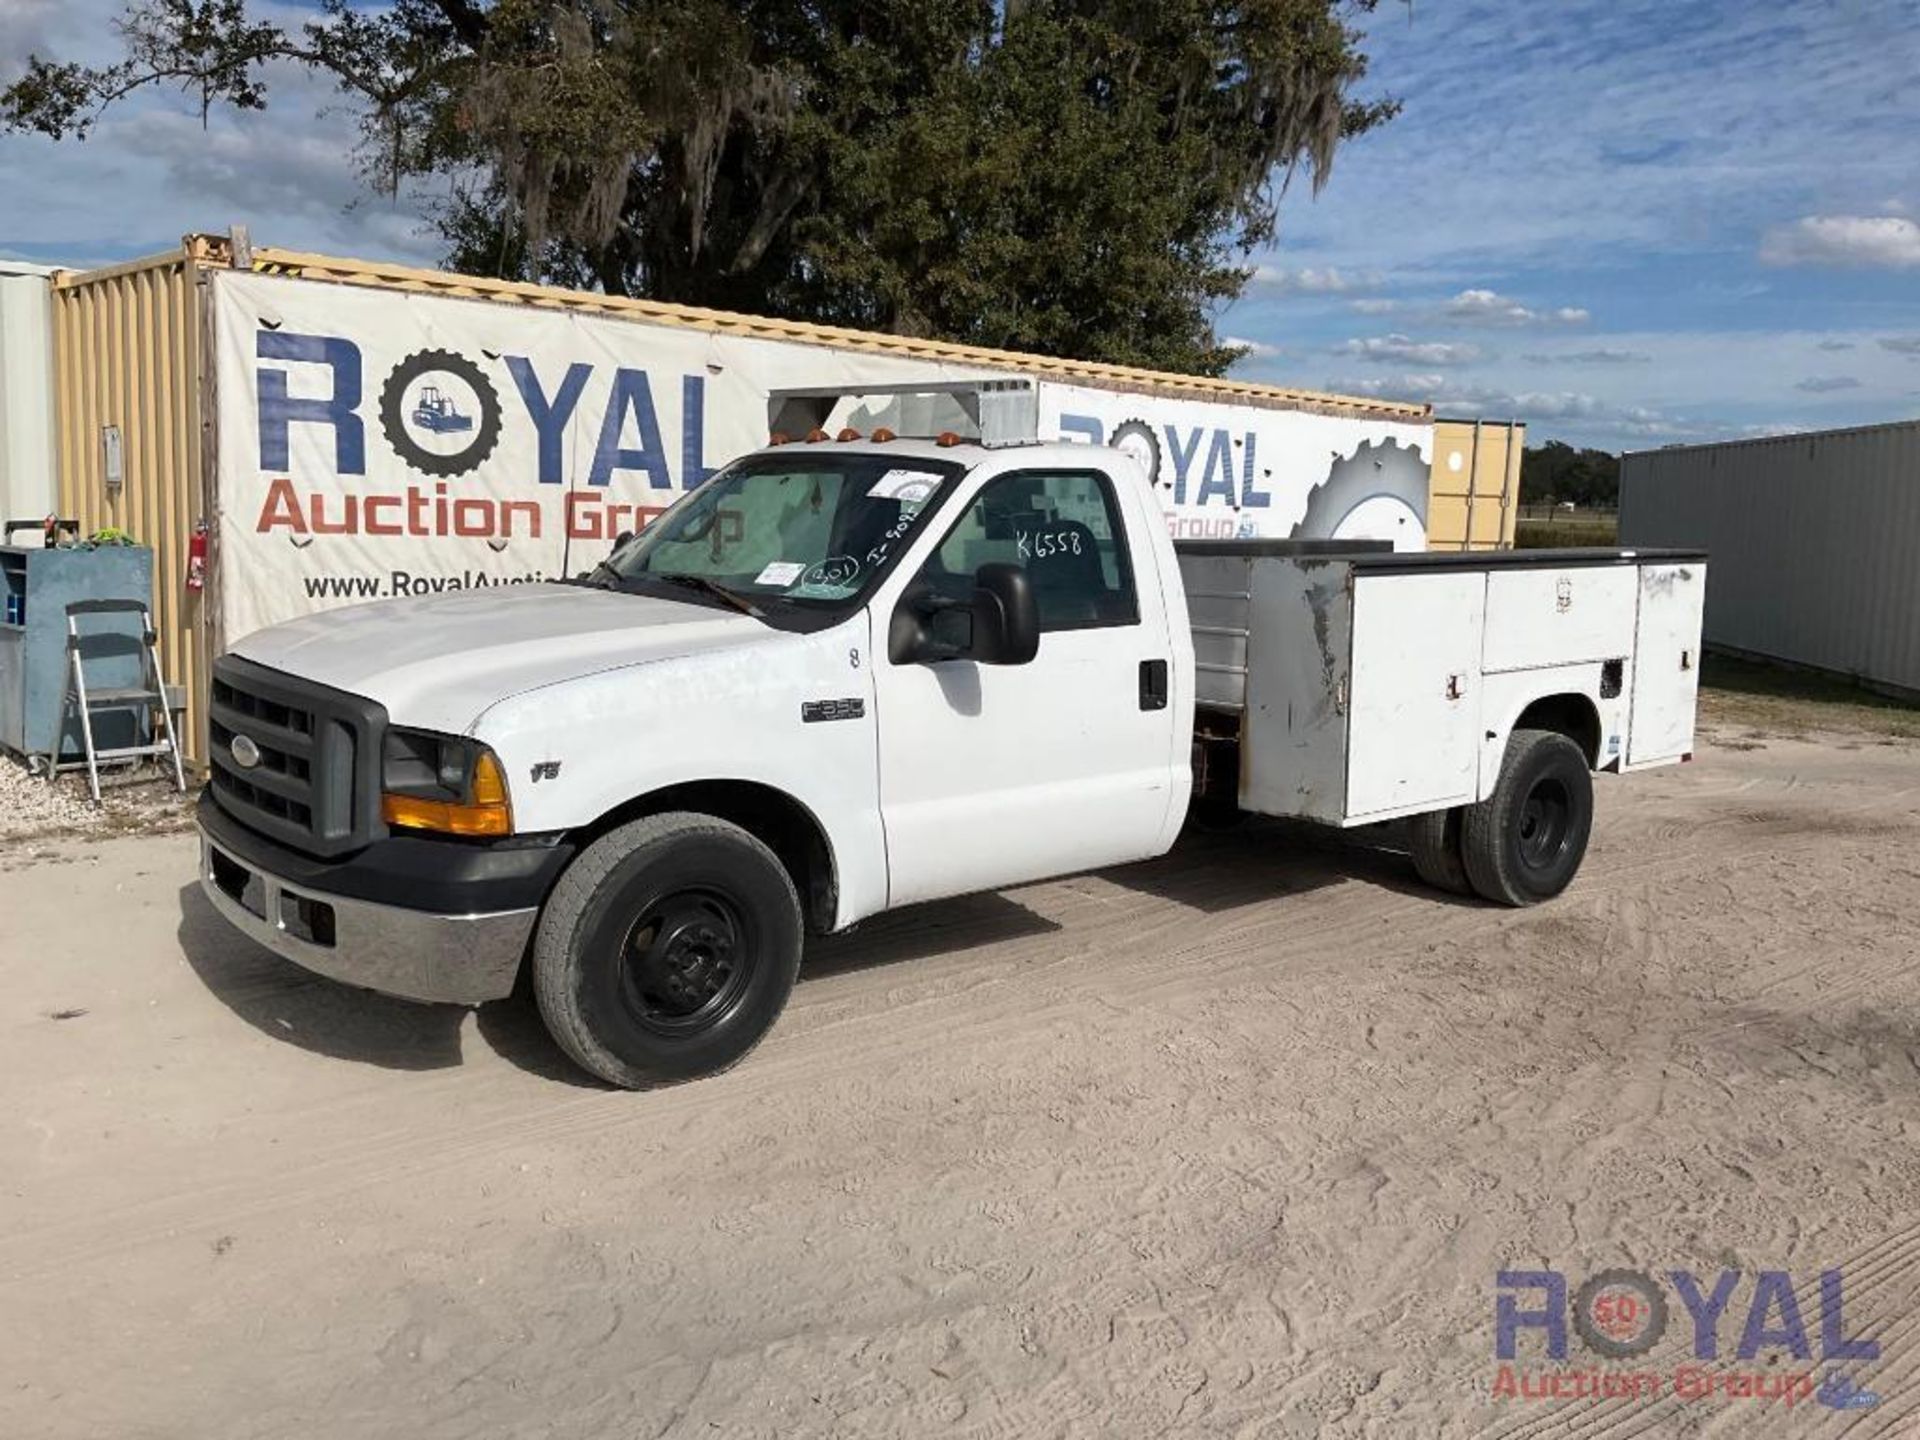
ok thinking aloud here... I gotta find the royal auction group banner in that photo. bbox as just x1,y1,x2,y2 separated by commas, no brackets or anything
212,270,1431,640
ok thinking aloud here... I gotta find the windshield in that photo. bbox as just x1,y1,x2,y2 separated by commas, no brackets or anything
597,452,963,613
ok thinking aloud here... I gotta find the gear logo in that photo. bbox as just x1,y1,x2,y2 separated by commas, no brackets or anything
379,348,503,478
1291,436,1429,543
1107,419,1163,488
1571,1268,1668,1358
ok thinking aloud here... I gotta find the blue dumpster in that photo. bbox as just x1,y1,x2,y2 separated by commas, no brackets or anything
0,533,157,768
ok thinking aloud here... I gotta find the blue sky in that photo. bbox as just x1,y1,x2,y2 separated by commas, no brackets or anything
4,0,1919,451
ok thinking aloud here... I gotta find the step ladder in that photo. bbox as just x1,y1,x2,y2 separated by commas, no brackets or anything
48,599,188,805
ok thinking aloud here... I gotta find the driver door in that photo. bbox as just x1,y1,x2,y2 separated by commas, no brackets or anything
873,465,1182,907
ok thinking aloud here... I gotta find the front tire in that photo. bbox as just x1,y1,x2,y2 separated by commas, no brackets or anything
1460,730,1594,906
533,812,803,1088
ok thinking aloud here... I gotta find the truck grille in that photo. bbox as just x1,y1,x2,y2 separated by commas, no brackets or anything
208,656,387,857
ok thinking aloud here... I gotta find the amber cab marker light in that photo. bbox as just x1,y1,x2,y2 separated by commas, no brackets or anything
381,750,513,837
767,430,792,446
935,430,963,447
805,427,830,442
836,426,862,442
870,426,897,442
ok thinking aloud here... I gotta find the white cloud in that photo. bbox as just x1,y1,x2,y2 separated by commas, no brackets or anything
1332,373,1449,402
1251,265,1382,294
1221,335,1284,360
0,1,445,266
1816,339,1856,352
1252,5,1920,277
1349,297,1400,315
1760,215,1920,269
1793,376,1861,393
1328,372,1690,438
0,0,78,82
1336,333,1484,365
1521,349,1652,366
1878,336,1920,356
1444,289,1589,328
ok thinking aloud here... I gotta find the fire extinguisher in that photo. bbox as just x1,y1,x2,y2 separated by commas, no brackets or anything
186,518,208,593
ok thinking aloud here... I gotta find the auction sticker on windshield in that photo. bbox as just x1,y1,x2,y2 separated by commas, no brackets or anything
868,470,944,504
754,561,807,587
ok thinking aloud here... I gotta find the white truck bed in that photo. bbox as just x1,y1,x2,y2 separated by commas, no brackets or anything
1179,543,1709,826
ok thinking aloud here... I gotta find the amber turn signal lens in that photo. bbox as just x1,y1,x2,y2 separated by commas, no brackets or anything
805,428,830,442
836,426,861,441
935,430,962,447
471,750,509,806
382,750,512,836
870,426,896,442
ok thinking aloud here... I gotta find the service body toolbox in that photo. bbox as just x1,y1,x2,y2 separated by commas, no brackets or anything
1179,543,1707,825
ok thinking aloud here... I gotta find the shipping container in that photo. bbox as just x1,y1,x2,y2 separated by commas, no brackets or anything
1428,417,1524,551
1620,419,1920,699
49,241,215,762
48,232,1518,761
0,259,60,525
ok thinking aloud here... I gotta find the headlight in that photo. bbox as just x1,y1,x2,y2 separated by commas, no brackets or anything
380,729,513,837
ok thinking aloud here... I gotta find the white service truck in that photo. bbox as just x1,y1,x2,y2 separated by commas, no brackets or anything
196,385,1706,1087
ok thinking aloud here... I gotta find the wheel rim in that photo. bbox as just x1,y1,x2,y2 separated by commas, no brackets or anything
1515,776,1573,872
617,888,753,1037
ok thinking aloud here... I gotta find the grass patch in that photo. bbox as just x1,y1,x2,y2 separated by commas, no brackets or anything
1516,517,1618,548
1699,652,1920,741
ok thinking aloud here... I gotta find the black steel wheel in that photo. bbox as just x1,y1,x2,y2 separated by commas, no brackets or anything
534,813,803,1087
1460,729,1594,906
618,888,754,1036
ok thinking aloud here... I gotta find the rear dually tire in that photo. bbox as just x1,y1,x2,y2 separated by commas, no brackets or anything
1407,806,1473,896
1460,730,1594,906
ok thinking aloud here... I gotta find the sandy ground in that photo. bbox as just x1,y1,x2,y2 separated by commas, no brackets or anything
2,730,1917,1439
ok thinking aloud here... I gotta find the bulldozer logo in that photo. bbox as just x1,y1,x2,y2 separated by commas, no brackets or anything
378,349,503,478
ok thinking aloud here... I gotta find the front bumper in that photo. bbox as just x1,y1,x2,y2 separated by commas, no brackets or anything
196,822,543,1006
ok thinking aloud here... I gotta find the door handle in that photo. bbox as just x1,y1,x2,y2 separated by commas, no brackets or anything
1139,659,1169,711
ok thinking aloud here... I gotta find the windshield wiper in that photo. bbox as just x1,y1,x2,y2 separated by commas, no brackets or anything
653,572,765,619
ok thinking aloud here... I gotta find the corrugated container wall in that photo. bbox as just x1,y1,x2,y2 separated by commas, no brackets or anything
50,248,213,758
1620,420,1920,698
1429,419,1523,551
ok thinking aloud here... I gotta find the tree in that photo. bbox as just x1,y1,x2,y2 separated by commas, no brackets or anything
3,0,1399,374
1521,441,1621,509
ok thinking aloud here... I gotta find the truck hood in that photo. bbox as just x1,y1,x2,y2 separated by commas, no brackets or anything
231,583,761,734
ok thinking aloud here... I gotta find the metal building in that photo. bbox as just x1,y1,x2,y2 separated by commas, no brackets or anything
1620,419,1920,698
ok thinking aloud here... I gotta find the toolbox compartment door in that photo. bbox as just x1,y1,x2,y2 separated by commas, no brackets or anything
1626,561,1707,766
1346,572,1485,818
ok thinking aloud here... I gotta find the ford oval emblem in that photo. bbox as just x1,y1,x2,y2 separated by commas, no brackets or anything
229,734,262,770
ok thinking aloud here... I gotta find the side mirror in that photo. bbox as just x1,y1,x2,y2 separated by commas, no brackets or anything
887,564,1039,666
968,562,1039,665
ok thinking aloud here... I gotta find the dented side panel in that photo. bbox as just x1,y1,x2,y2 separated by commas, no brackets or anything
1241,558,1354,823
